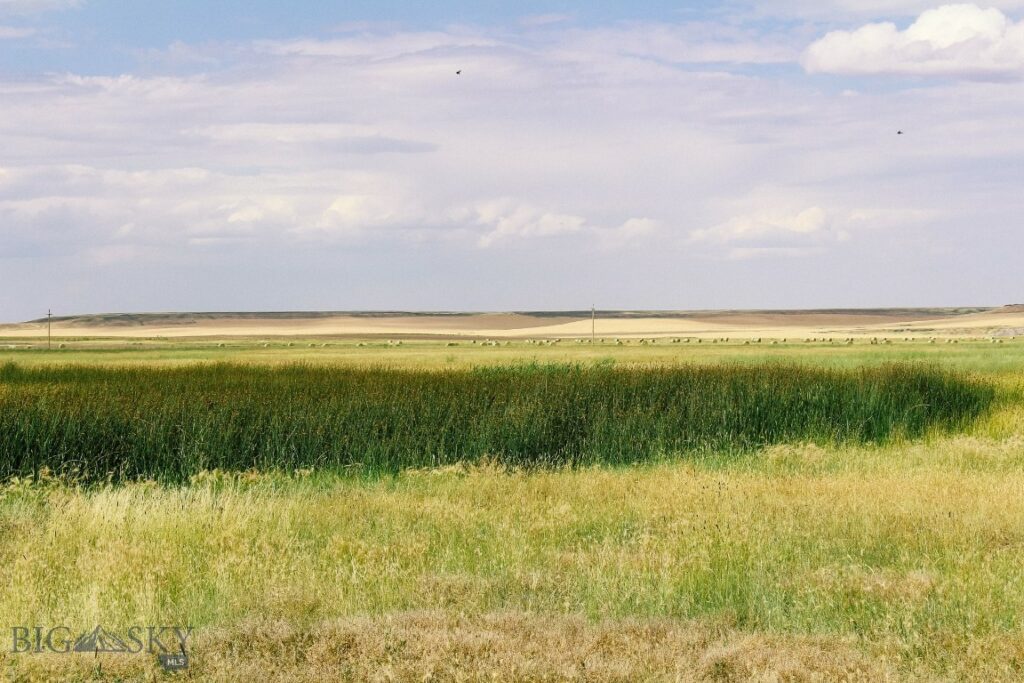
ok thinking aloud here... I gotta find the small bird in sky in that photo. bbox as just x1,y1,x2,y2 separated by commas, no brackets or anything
456,70,462,75
897,130,903,135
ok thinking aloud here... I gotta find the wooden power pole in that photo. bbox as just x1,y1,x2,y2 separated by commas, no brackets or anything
591,305,595,343
47,309,52,350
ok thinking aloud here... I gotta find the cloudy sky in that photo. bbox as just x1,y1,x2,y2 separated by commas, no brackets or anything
1,1,1022,320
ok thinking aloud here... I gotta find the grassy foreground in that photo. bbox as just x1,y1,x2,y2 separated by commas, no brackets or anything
4,438,1024,681
1,342,1023,681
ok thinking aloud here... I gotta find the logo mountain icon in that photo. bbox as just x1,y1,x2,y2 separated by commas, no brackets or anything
73,626,131,653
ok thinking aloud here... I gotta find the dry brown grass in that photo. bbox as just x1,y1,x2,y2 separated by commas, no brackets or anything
3,612,893,682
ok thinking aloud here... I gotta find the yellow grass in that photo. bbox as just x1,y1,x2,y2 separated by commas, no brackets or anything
3,429,1024,680
1,337,1023,680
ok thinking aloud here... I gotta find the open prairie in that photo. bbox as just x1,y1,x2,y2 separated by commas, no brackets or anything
2,305,1022,342
1,314,1024,681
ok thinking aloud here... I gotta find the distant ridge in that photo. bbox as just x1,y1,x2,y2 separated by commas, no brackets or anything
25,307,994,326
4,306,1019,340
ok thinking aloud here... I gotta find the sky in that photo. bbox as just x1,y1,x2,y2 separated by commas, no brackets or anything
1,1,1023,320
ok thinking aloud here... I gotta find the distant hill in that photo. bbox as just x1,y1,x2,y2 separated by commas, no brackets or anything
25,307,993,326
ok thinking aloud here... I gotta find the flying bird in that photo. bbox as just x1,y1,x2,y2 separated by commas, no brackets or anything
897,130,903,135
456,70,462,75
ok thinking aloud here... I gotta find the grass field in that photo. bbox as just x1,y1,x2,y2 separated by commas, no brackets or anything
0,362,992,481
1,339,1023,681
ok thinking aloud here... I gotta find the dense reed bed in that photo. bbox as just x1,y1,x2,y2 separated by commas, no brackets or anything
0,362,993,481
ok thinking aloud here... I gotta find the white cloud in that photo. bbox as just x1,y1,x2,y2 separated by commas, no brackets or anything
1,20,1022,316
457,200,660,249
691,206,835,244
463,199,587,248
803,4,1024,77
597,217,661,249
688,202,936,259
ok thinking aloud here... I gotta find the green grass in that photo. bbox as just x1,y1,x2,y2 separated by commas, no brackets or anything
4,447,1024,680
0,362,993,482
1,341,1023,680
3,336,1024,374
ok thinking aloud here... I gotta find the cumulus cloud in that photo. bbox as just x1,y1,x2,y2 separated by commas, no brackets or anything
690,206,846,259
692,206,833,243
1,18,1022,316
803,4,1024,77
688,202,935,259
596,218,661,249
457,199,587,248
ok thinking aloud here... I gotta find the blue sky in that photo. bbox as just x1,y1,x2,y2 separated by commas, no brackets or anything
1,1,1023,319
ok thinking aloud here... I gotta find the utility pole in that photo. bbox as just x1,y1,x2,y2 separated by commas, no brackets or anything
591,305,595,344
47,309,52,350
